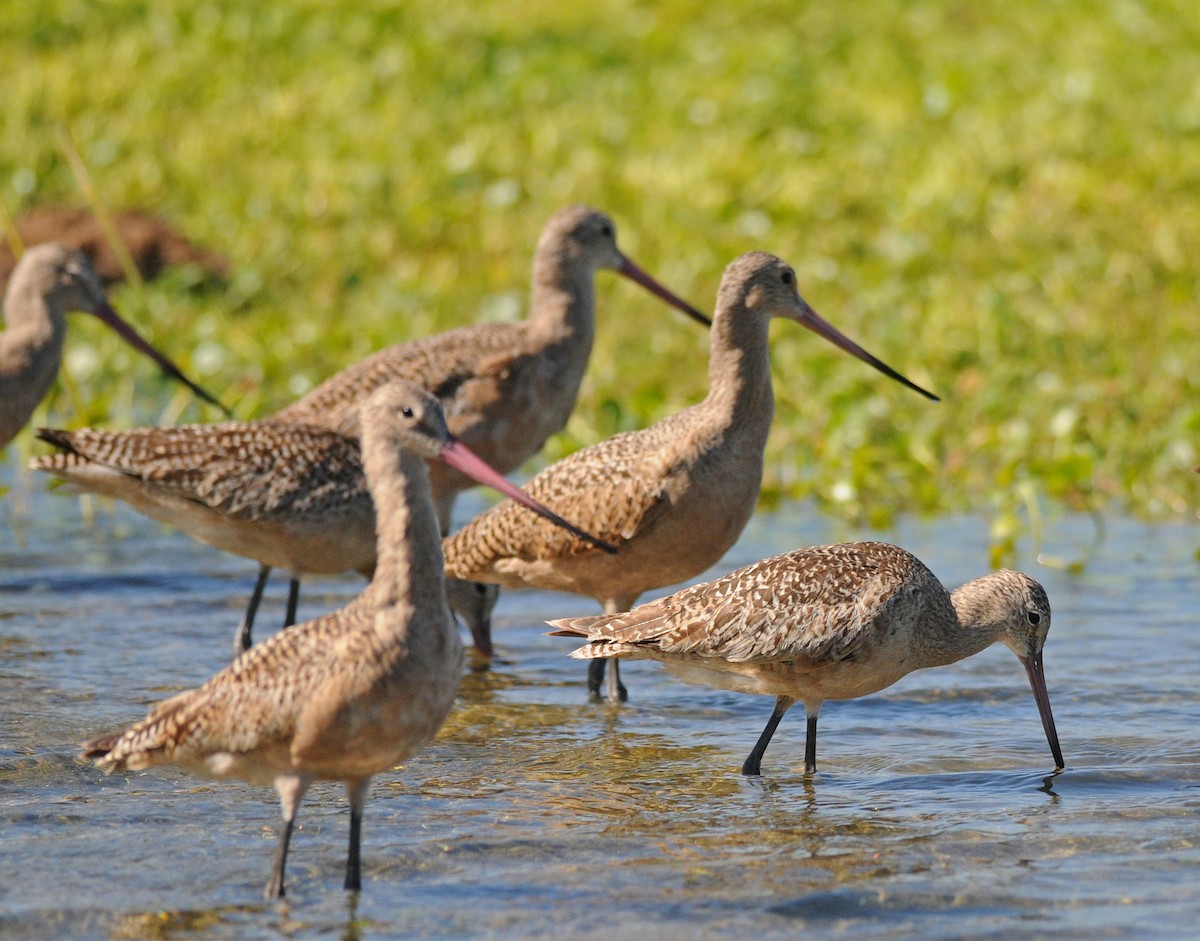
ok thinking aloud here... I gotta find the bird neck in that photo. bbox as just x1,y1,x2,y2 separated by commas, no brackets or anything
700,304,775,439
926,577,1009,667
361,438,450,624
0,281,67,445
527,246,598,349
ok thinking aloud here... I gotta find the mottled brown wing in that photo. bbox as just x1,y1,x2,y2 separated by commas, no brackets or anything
34,421,366,520
567,543,926,665
274,322,531,437
444,417,690,574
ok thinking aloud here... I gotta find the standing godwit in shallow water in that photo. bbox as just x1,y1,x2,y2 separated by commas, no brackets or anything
38,207,701,647
0,243,225,448
33,419,606,658
81,381,609,898
443,252,938,701
551,541,1065,776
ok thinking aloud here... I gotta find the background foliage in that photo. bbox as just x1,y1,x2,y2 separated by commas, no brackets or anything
3,0,1198,542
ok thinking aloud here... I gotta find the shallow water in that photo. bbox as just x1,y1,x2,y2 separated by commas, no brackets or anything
2,472,1198,940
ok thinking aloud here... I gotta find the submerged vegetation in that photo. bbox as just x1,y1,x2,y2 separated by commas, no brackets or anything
2,0,1197,541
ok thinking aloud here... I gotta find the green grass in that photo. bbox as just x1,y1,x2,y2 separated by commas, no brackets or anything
3,0,1199,548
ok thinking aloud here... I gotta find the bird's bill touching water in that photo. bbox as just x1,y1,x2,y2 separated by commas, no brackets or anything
787,297,940,402
1020,651,1065,770
439,438,617,553
616,255,711,327
91,300,231,415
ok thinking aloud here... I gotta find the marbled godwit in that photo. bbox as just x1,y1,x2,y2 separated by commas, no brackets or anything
275,205,707,534
550,541,1065,776
32,418,610,658
0,244,225,448
36,207,698,646
81,381,602,898
443,252,938,701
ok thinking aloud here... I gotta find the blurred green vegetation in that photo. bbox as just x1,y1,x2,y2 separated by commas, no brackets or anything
3,0,1198,540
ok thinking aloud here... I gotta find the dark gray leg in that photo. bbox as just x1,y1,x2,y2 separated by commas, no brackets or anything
284,577,300,628
235,564,272,658
588,658,628,703
344,780,369,892
804,712,819,775
742,696,796,776
265,776,309,899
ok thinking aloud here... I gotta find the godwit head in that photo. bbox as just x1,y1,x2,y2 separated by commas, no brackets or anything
537,205,711,327
716,251,938,400
0,243,226,448
954,569,1063,769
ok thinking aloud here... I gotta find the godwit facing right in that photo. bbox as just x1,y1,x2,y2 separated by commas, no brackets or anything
80,381,602,898
0,243,225,449
551,541,1065,776
444,252,938,701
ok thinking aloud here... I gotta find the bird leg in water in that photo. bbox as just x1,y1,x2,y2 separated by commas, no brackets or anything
741,696,796,776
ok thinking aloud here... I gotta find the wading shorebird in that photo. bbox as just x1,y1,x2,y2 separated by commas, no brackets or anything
443,252,938,702
551,541,1065,776
36,207,700,649
32,419,608,659
0,243,225,449
81,381,609,899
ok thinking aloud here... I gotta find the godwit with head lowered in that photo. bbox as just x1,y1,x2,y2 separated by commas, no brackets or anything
36,207,701,650
0,243,225,448
81,381,602,898
443,252,938,701
551,541,1065,776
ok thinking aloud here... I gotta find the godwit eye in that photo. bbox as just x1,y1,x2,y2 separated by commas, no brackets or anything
600,223,614,239
781,270,794,286
1027,611,1041,626
401,406,414,418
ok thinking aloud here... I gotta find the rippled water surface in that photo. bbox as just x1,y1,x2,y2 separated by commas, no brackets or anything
2,472,1198,940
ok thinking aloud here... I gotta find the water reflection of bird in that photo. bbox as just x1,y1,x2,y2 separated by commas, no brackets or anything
1,243,225,449
551,541,1064,776
80,382,600,898
445,252,938,702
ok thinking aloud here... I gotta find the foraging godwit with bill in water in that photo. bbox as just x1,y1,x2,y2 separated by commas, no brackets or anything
443,252,938,701
36,207,701,653
0,243,226,449
81,381,606,898
551,541,1065,776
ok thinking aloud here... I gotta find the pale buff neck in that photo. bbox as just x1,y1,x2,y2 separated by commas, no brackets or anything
360,435,449,621
0,279,68,445
919,577,1010,669
696,302,776,447
526,242,598,350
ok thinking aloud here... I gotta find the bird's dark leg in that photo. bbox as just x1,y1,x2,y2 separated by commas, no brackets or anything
587,658,606,699
284,577,300,628
344,779,369,892
590,596,634,703
266,776,309,899
804,712,819,776
741,696,796,776
234,564,272,658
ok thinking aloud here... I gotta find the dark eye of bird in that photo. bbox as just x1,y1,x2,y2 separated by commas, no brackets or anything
401,406,414,418
1027,611,1041,626
600,224,613,239
781,270,794,286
